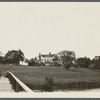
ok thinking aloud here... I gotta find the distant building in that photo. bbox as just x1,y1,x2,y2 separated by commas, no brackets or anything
20,61,28,66
0,51,4,57
19,58,28,66
37,52,63,66
37,52,56,66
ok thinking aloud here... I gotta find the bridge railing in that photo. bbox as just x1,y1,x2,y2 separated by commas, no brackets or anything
7,71,33,92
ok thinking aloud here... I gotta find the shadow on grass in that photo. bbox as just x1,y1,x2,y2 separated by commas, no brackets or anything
69,69,82,72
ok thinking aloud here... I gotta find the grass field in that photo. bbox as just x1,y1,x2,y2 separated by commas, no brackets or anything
0,64,100,91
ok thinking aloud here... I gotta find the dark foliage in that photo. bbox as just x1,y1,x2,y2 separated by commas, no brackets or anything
58,50,76,69
76,57,91,68
4,49,24,65
28,58,35,66
91,56,100,69
63,61,72,69
0,56,5,64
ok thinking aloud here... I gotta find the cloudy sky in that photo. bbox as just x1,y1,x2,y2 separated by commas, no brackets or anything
0,2,100,59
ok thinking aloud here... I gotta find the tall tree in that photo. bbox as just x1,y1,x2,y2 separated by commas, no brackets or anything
5,49,24,65
58,50,76,69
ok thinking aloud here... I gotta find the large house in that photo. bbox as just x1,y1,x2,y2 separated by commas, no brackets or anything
37,52,56,66
37,52,62,66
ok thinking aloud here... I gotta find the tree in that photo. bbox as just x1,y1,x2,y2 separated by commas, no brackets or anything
0,56,4,64
53,55,59,61
58,50,76,69
90,56,100,69
28,58,35,66
76,57,91,68
52,55,61,66
5,49,24,65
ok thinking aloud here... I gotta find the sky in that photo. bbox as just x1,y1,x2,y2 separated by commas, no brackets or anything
0,2,100,59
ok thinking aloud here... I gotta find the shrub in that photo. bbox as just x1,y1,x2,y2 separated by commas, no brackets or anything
42,77,54,92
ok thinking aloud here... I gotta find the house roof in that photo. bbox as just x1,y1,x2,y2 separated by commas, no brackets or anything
39,52,56,58
41,54,56,58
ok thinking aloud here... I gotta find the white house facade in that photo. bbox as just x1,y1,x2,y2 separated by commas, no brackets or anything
37,52,56,66
19,58,28,66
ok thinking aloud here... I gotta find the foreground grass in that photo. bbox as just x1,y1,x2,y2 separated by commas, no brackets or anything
0,64,100,91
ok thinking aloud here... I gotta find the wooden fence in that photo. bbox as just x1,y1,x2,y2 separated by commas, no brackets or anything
7,71,33,92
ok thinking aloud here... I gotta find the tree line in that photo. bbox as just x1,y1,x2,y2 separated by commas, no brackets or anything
0,49,100,70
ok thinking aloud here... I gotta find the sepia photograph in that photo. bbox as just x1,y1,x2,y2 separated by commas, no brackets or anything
0,2,100,98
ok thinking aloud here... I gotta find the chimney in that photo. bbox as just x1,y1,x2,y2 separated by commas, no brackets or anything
49,52,51,55
39,52,41,61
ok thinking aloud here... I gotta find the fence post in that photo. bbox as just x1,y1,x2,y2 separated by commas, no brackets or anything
15,82,20,92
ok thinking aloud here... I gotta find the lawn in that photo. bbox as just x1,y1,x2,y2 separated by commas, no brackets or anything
0,64,100,91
